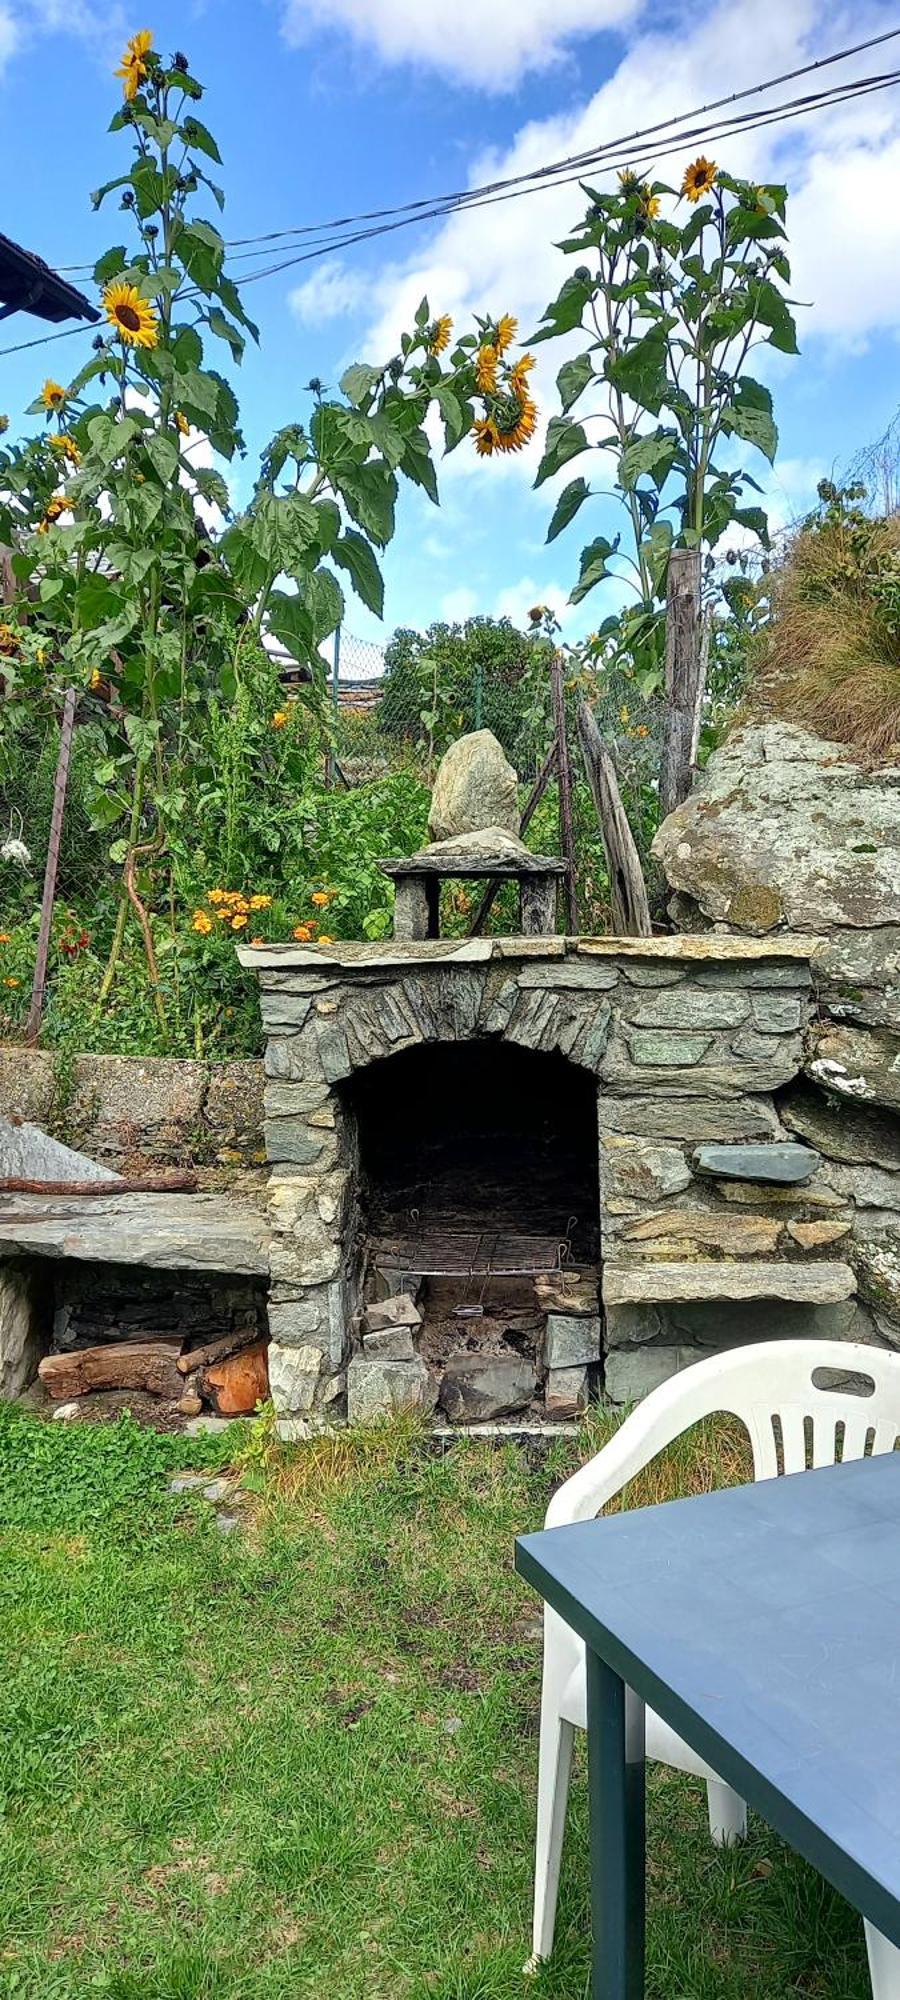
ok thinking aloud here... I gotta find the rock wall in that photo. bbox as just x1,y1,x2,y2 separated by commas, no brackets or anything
0,1049,266,1171
238,933,881,1427
652,719,900,1374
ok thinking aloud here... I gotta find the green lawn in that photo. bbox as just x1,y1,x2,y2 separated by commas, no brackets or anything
0,1406,873,2000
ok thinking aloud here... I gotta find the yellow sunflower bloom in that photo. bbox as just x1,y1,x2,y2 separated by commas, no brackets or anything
475,345,499,393
473,417,499,457
639,189,661,221
492,394,539,455
174,410,190,437
41,380,66,413
102,280,159,349
618,169,641,194
427,314,453,356
192,909,213,935
681,156,717,204
115,28,154,102
495,313,518,355
509,352,536,394
49,433,81,465
0,626,19,657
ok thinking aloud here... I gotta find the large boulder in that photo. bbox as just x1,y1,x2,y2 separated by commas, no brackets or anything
652,721,900,933
428,729,519,841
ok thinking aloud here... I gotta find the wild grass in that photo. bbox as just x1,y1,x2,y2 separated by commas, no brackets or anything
0,1405,871,1999
761,510,900,759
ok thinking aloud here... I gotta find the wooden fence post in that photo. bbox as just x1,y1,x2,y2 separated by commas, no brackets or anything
550,649,579,933
659,547,702,821
25,686,77,1044
577,702,652,938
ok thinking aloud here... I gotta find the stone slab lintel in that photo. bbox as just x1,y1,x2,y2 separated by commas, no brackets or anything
603,1259,857,1307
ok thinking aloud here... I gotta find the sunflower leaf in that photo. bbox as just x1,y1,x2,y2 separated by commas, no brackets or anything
557,352,594,413
534,416,589,489
332,531,384,618
546,477,591,543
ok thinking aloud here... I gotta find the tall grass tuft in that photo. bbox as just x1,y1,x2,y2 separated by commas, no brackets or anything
760,502,900,760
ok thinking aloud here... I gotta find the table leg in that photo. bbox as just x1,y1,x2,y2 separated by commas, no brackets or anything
520,874,557,935
586,1650,645,1999
424,874,441,939
393,877,431,941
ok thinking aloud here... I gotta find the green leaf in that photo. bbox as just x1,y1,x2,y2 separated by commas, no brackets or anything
732,504,770,547
340,362,381,407
570,535,617,605
332,530,384,618
434,382,468,453
721,378,778,463
534,416,589,490
531,273,592,345
399,428,438,504
93,244,129,286
557,352,594,413
304,568,344,644
178,368,220,420
619,429,679,490
546,476,590,544
39,577,65,603
606,329,668,415
341,462,398,546
124,714,159,760
753,280,799,355
177,218,225,289
183,116,222,163
205,307,244,362
265,591,312,663
144,432,179,484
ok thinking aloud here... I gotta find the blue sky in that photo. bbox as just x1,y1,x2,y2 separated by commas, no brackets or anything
2,0,900,653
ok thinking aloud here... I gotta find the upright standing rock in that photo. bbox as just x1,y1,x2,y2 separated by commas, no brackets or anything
428,730,519,841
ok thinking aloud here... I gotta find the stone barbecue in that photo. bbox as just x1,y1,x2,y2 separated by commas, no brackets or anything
237,928,882,1432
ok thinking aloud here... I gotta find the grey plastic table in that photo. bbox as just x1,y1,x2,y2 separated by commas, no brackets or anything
516,1453,900,1997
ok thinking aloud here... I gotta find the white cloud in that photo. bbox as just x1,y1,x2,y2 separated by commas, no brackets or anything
289,261,369,325
281,0,640,91
440,585,479,622
493,575,575,628
0,5,19,69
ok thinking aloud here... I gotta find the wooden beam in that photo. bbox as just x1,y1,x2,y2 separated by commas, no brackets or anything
577,703,652,937
25,686,78,1043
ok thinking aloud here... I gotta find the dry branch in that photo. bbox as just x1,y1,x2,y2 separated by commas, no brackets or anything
577,702,652,937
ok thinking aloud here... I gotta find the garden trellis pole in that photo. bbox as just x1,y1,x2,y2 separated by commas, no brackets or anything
577,702,652,937
25,685,77,1043
659,548,703,819
550,649,578,932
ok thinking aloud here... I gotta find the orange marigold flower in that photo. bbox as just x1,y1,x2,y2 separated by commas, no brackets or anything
207,888,226,904
317,934,334,945
249,893,272,910
310,890,331,907
272,711,288,729
4,975,19,988
292,924,313,942
0,932,11,944
249,936,265,946
192,909,213,934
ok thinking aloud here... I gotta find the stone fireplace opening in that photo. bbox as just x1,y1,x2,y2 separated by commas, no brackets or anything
339,1040,602,1421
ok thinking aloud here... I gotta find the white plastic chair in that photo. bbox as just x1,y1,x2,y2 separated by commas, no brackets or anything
529,1338,900,1996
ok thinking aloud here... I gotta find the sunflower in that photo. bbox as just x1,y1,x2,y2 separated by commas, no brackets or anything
115,28,154,102
509,351,535,395
473,417,500,457
37,493,70,533
475,344,499,393
0,625,19,656
492,392,539,455
638,187,661,221
41,380,66,413
681,156,717,204
174,410,190,437
102,279,159,349
49,433,81,465
618,168,641,194
427,313,453,356
494,313,517,355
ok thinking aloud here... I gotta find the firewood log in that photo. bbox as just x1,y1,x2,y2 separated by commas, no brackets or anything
38,1340,184,1400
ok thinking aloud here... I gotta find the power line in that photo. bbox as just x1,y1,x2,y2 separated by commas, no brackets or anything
54,22,900,275
3,30,900,357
